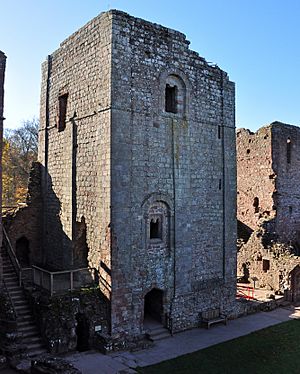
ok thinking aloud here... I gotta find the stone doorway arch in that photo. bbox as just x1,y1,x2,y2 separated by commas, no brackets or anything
75,313,90,352
15,236,30,267
144,288,164,324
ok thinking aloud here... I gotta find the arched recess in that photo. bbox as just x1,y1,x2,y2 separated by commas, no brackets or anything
159,68,190,118
141,192,174,250
16,236,30,267
144,288,164,323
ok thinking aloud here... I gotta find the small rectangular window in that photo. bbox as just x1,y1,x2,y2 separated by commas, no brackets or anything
58,93,68,132
165,84,177,113
262,259,270,272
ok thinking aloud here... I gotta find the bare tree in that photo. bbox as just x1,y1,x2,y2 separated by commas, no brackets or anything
3,118,39,205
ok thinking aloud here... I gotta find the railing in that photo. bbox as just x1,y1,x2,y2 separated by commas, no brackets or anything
237,285,255,300
32,265,97,296
3,226,22,286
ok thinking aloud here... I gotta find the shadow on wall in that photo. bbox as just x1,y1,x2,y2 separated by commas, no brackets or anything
237,220,253,244
39,162,89,271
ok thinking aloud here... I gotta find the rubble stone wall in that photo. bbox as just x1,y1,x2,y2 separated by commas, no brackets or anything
237,225,300,297
237,122,300,245
236,126,275,231
4,162,43,266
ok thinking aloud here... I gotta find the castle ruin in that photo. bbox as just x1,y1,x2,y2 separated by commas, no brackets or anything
237,122,300,300
2,11,237,350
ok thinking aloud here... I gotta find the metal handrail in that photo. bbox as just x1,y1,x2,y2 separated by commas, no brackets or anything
32,265,97,296
3,226,22,286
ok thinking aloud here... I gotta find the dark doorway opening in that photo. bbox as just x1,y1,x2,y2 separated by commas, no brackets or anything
16,236,30,267
144,288,163,323
75,313,90,352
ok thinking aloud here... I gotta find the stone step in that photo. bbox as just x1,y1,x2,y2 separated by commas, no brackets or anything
3,275,19,281
9,289,24,296
26,341,45,352
18,321,37,330
17,316,35,324
13,299,28,307
27,347,48,358
23,336,42,345
3,268,16,274
15,307,31,316
147,330,171,342
11,295,26,302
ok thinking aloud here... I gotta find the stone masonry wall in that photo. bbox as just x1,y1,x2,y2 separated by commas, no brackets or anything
271,123,300,244
237,222,300,297
40,10,237,340
237,126,275,231
109,11,236,336
39,12,113,272
3,162,43,266
237,122,300,245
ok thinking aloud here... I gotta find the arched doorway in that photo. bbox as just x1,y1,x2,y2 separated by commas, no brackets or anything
15,236,30,267
291,266,300,302
75,313,90,352
144,288,164,323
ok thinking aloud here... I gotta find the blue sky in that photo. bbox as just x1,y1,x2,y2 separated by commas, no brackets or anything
1,0,299,131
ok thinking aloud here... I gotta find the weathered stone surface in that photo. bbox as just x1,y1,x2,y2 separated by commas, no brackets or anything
3,162,43,267
28,287,110,354
237,121,300,244
37,9,236,342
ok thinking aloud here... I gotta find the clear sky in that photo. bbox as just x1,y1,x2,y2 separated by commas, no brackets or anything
1,0,299,131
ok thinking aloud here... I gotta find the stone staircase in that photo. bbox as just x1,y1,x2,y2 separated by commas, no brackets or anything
2,249,47,357
144,318,171,342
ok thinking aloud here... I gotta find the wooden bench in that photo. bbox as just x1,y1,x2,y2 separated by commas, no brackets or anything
200,308,227,329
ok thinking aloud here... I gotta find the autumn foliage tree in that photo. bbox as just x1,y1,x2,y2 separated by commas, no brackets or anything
2,118,39,206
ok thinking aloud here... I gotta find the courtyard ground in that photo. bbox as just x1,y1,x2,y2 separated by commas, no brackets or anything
64,304,300,374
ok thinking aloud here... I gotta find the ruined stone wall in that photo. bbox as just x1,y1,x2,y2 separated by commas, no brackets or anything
236,126,276,231
39,12,113,271
237,224,300,296
3,162,43,266
271,123,300,244
0,51,6,282
237,122,300,245
109,11,236,336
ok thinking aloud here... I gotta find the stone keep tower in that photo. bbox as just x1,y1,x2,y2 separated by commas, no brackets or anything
39,10,236,338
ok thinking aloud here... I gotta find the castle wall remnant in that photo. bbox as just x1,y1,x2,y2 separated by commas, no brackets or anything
237,122,300,245
237,122,300,300
0,51,6,283
39,10,236,340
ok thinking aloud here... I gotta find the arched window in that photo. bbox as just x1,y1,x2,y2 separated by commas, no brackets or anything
164,74,186,116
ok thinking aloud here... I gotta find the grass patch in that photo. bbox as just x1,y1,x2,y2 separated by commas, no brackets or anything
137,320,300,374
